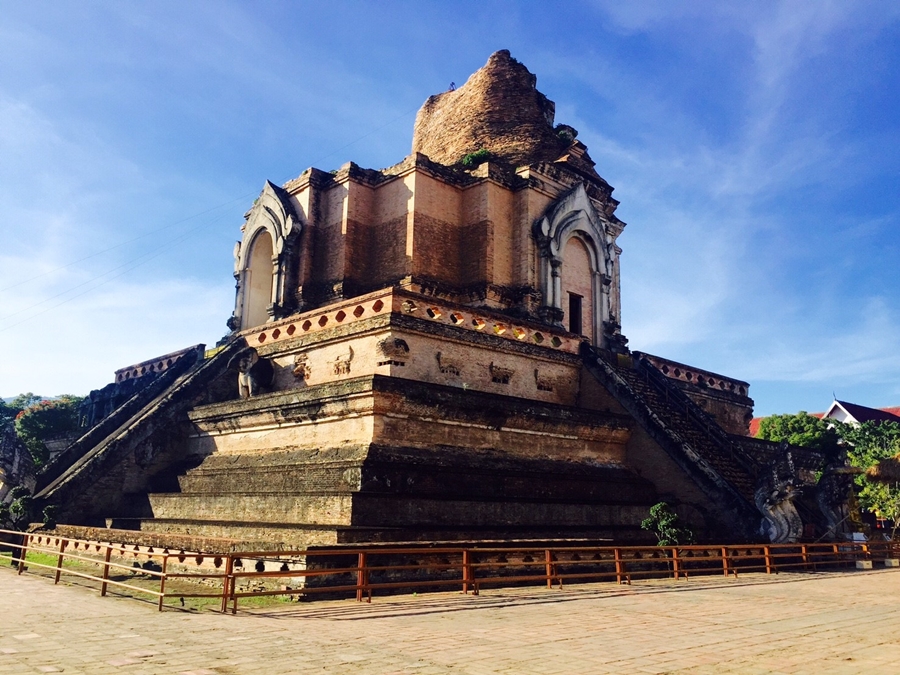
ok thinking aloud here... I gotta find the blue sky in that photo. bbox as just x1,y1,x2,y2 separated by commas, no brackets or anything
1,1,898,417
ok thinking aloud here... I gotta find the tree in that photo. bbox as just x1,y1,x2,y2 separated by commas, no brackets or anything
10,393,42,410
842,421,900,539
641,502,694,546
0,400,21,427
13,395,84,467
755,412,841,457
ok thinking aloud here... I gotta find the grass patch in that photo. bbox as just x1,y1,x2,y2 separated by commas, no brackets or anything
1,550,300,612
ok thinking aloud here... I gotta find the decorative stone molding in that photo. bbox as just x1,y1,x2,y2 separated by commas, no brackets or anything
534,369,556,393
231,181,304,331
291,353,310,382
114,345,202,383
489,363,514,385
331,346,354,376
436,352,461,376
376,338,410,367
532,182,622,348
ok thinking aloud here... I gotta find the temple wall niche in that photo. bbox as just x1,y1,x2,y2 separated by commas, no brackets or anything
524,189,552,288
561,236,595,341
241,230,274,329
344,181,374,293
409,173,463,284
485,181,515,287
368,175,414,288
310,184,349,294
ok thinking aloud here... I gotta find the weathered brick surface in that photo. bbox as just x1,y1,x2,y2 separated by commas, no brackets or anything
412,50,568,167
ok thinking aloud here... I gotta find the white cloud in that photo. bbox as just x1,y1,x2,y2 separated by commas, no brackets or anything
0,276,233,397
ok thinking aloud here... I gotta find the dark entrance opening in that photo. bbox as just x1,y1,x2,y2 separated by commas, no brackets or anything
568,292,583,336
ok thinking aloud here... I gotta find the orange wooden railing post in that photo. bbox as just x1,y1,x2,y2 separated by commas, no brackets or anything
764,546,773,574
356,552,367,602
545,549,553,588
721,547,729,576
100,545,113,596
614,548,623,585
158,555,168,611
462,549,471,594
671,548,680,580
16,532,29,574
220,555,234,613
54,537,66,584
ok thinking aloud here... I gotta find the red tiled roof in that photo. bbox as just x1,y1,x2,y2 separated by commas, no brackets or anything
748,417,762,437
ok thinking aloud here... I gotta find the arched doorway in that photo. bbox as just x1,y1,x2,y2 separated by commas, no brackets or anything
560,236,594,342
241,230,274,329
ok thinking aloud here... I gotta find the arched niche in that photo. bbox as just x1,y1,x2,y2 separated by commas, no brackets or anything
241,230,274,329
532,183,621,347
230,181,304,331
560,236,595,342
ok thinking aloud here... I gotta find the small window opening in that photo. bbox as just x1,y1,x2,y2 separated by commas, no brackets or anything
568,293,583,335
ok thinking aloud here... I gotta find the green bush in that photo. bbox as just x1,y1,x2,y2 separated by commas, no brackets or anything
641,502,694,546
460,148,491,169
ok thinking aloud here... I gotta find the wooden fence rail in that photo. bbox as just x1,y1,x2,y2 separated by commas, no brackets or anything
2,529,898,614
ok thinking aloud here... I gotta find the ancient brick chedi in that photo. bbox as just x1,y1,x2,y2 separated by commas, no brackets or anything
36,51,829,547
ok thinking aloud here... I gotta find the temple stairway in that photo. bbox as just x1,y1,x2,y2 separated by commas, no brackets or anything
35,341,243,523
581,345,761,538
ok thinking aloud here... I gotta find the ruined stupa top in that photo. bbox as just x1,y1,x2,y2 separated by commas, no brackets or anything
412,50,574,168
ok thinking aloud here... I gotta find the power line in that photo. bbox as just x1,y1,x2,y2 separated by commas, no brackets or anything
0,197,242,293
0,102,423,334
0,215,219,333
1,102,421,296
0,211,229,323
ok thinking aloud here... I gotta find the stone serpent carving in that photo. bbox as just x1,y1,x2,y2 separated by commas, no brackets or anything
816,455,861,540
755,444,804,543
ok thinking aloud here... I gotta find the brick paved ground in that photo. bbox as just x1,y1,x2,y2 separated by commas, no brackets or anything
2,566,900,674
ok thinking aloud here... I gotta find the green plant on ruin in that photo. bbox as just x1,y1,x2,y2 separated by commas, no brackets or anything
460,148,491,169
1,485,33,531
555,124,578,143
641,502,693,547
42,505,59,529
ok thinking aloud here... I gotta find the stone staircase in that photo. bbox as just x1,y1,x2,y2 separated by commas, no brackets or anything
582,345,761,537
35,340,244,524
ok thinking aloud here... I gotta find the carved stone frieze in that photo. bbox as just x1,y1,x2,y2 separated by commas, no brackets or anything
436,352,461,376
489,363,514,385
331,346,354,376
291,353,311,382
376,338,410,367
534,369,556,393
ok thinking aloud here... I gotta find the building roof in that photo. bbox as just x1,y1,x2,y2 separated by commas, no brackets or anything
827,400,900,425
746,404,900,438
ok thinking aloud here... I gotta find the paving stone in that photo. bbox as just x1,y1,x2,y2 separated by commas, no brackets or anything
2,569,900,673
